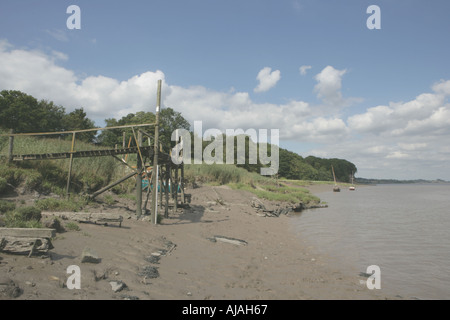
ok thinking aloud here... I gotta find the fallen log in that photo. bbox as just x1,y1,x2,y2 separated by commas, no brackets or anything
0,228,56,256
212,235,248,246
0,228,56,238
41,212,123,227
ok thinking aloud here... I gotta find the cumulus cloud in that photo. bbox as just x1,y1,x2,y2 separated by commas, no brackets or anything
254,67,281,93
45,29,69,42
314,65,347,105
299,65,312,75
1,41,450,179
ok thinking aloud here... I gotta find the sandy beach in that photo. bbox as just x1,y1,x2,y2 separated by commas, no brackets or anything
0,183,395,300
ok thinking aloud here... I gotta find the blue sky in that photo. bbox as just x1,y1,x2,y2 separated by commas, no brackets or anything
1,0,450,180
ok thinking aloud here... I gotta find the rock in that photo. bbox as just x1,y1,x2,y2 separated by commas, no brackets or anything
251,198,266,211
81,247,101,264
145,255,160,264
0,277,22,298
138,266,159,279
110,281,127,293
43,218,65,233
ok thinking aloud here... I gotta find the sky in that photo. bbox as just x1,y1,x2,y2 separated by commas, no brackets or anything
1,0,450,180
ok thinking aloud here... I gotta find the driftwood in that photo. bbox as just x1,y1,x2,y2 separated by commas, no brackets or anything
0,228,56,256
211,235,248,246
41,212,123,227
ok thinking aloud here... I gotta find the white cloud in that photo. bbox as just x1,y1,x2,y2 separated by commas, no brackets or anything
314,66,347,105
1,41,450,180
299,65,312,75
254,67,281,93
45,29,69,42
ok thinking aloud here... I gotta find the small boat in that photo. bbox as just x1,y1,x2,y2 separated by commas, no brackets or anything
331,165,340,192
349,172,356,191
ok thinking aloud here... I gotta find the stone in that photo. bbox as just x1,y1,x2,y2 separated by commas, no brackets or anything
0,277,22,298
110,281,127,293
138,266,159,279
81,247,101,264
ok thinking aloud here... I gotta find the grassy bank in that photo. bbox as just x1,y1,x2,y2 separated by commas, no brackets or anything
184,163,322,206
0,134,130,196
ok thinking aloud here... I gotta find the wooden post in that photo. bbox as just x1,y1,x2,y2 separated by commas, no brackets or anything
66,132,76,197
122,132,126,161
159,165,163,210
8,129,14,163
164,164,170,218
136,131,143,218
181,163,185,204
173,166,178,212
151,80,162,225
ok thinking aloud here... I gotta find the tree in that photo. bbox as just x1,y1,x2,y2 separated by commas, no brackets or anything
0,90,65,133
97,108,190,150
61,108,97,143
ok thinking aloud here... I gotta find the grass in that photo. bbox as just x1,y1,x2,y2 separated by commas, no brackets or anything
1,133,328,210
35,196,88,212
65,221,81,231
0,135,122,195
0,205,43,228
185,162,322,205
184,163,267,186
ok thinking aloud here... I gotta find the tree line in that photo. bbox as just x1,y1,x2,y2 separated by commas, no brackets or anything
0,90,357,182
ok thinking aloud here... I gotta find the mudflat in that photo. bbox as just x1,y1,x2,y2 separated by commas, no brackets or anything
0,184,393,300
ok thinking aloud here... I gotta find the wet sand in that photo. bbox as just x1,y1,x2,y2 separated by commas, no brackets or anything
0,184,394,300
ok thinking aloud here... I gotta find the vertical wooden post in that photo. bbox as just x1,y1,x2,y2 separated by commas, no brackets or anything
159,165,163,209
181,163,185,204
136,130,143,218
173,166,179,212
151,80,162,224
66,132,76,197
8,129,14,163
164,164,170,218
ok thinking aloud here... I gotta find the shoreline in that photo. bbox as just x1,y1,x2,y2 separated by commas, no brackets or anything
1,183,396,300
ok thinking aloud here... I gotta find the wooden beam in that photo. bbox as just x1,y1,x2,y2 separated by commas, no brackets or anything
8,129,14,163
41,212,123,227
0,228,56,238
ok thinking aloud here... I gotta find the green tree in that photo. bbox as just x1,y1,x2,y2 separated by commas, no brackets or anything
61,108,96,143
97,108,190,151
0,90,65,133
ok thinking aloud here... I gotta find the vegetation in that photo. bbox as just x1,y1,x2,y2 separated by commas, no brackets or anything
0,90,358,214
185,162,321,205
0,90,96,142
0,205,42,228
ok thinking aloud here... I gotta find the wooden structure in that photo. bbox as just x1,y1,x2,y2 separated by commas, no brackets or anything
0,81,186,224
0,228,56,256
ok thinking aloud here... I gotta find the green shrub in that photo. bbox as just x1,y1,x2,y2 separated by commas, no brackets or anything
3,206,43,228
15,206,42,221
0,200,16,213
0,177,8,194
35,197,87,212
65,221,80,231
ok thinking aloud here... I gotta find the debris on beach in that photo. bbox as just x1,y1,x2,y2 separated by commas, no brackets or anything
0,276,22,299
209,235,248,246
138,266,160,279
81,247,101,264
110,281,127,293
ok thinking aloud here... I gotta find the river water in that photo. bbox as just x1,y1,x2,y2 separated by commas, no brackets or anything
290,184,450,300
